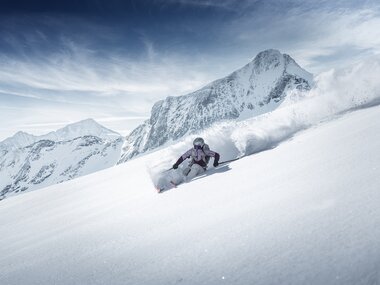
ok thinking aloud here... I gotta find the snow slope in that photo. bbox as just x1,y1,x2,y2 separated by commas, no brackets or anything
0,103,379,285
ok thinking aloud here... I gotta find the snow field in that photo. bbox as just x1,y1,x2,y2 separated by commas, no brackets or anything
0,103,379,284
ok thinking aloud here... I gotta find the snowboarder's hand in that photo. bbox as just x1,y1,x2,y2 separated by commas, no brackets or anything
173,164,178,169
213,161,219,167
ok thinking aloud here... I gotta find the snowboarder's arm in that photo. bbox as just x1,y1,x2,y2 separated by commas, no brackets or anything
173,149,192,169
173,157,184,169
181,149,193,160
204,150,220,166
213,152,220,167
204,149,219,158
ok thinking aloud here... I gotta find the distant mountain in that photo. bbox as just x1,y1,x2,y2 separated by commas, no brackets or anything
0,119,123,200
0,119,120,152
119,49,313,162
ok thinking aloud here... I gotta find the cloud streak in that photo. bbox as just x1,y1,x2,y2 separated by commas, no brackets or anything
224,1,380,71
0,34,216,101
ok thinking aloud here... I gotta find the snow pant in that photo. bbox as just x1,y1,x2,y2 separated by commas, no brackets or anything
172,163,206,185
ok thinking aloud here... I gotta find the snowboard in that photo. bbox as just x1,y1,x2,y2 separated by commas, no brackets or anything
156,180,177,193
153,157,243,193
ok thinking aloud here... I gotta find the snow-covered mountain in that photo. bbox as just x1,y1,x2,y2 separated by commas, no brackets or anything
120,49,313,162
0,118,120,152
0,119,123,200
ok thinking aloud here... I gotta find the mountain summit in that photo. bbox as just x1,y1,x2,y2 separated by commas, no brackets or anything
0,119,120,152
120,49,313,162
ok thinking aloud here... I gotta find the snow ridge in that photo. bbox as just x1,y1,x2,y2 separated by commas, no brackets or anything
0,119,120,151
0,119,123,200
119,49,313,162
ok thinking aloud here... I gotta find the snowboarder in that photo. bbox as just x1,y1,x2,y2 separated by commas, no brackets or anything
171,137,220,185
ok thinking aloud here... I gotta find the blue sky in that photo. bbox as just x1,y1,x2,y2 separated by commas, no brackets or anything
1,0,380,140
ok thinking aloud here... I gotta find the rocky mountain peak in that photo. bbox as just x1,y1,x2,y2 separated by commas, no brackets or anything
0,131,36,150
119,50,313,162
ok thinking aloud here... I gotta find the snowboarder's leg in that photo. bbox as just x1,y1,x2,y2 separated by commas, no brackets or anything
170,170,185,185
184,164,205,182
155,174,175,192
182,166,191,176
171,166,191,185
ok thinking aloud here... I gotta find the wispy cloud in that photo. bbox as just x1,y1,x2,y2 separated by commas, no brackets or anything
0,37,216,107
224,1,380,72
97,116,149,122
158,0,259,12
17,121,71,128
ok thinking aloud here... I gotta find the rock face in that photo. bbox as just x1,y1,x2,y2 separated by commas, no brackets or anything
0,119,123,200
119,49,313,162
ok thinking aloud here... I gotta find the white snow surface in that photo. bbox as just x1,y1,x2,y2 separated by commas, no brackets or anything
1,102,380,284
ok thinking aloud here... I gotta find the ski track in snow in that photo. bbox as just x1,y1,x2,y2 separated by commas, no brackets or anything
0,103,379,285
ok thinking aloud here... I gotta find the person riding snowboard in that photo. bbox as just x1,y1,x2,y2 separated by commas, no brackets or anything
171,137,220,184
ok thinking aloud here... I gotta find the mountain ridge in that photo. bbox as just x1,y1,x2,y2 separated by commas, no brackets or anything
119,49,313,162
0,118,120,150
0,119,123,200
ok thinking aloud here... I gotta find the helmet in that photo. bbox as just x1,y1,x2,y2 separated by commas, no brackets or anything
193,137,204,148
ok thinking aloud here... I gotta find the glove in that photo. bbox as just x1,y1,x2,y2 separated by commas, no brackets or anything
213,161,219,167
173,157,184,170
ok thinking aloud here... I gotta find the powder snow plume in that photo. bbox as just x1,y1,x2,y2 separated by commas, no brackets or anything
231,56,380,156
146,56,380,178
